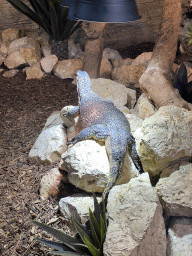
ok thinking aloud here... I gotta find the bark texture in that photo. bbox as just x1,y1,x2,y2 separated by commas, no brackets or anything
139,0,192,110
82,22,107,78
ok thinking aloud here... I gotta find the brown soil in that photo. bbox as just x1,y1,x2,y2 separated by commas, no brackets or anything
0,71,81,255
0,42,156,256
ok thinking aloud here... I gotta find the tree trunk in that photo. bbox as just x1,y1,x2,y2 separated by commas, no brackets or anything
82,22,107,78
139,0,192,110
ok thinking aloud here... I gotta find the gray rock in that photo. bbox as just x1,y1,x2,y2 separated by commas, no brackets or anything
103,173,166,256
91,78,136,108
0,54,5,66
135,106,192,175
1,28,20,44
43,111,63,131
167,217,192,256
2,69,19,77
40,54,58,74
59,194,101,224
29,125,67,164
26,62,44,80
4,50,27,69
103,48,122,59
133,93,157,119
156,163,192,217
42,45,51,57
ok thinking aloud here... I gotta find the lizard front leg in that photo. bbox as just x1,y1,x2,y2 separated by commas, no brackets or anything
60,106,80,128
67,124,110,145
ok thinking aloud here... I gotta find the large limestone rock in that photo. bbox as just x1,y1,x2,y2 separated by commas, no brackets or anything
61,140,141,193
59,194,100,224
112,64,146,88
136,106,192,175
91,78,136,108
167,217,192,256
61,140,109,192
53,59,83,79
29,125,68,164
156,163,192,217
103,173,166,256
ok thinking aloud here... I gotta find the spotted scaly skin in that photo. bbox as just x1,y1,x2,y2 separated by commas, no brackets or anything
66,70,143,201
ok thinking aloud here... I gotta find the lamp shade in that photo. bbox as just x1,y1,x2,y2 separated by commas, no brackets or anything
61,0,140,23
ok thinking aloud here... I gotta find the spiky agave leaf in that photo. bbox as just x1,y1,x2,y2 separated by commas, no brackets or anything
33,220,83,253
84,237,101,256
35,238,74,252
88,209,101,248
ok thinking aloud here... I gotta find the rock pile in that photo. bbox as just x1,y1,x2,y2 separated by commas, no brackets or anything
0,27,151,86
28,72,192,255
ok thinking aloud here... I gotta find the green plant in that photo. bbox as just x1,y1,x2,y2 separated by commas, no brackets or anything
172,63,192,103
33,194,107,256
6,0,82,41
185,25,192,45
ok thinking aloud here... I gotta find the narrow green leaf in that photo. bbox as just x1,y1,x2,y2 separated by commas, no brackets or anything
84,237,101,256
49,251,82,255
49,1,60,40
89,209,101,247
72,219,92,245
33,220,80,252
100,214,106,245
36,238,72,252
188,38,192,45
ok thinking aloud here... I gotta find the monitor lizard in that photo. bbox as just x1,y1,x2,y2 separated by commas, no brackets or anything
62,70,144,201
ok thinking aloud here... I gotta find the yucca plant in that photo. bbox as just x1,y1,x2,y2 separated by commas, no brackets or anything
6,0,82,60
172,63,192,103
33,194,107,255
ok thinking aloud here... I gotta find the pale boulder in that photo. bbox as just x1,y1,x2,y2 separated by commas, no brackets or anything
156,163,192,217
43,111,63,131
26,62,44,80
42,45,51,57
59,194,101,224
91,78,136,108
112,64,146,87
4,50,27,69
53,59,83,79
131,52,153,67
125,113,143,135
0,42,8,58
40,54,58,74
29,125,68,164
133,93,156,119
135,106,192,175
103,173,166,256
61,140,109,192
7,37,41,66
